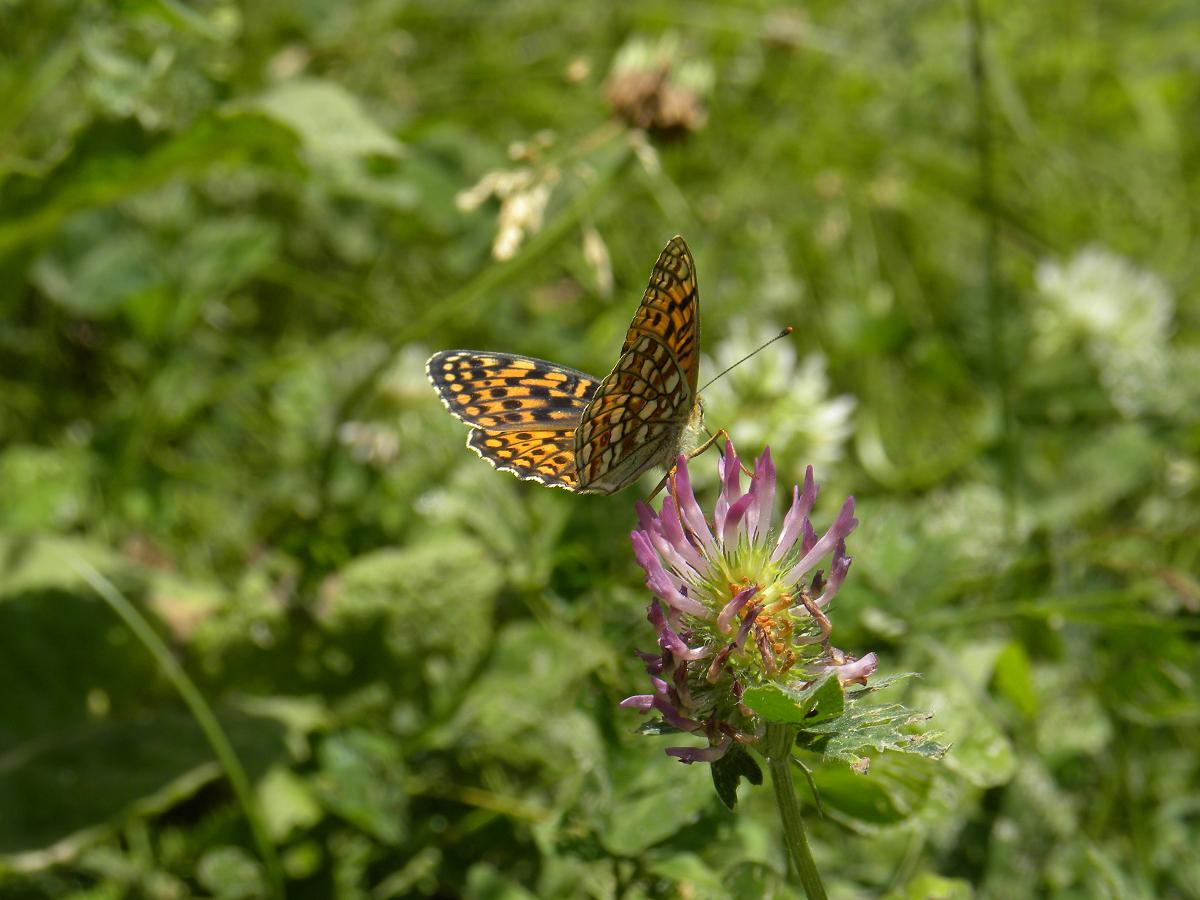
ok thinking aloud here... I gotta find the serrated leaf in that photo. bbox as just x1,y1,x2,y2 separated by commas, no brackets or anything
741,672,844,726
846,672,921,698
801,701,946,765
710,744,763,810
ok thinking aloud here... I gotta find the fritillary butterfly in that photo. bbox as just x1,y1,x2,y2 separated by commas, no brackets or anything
426,235,711,494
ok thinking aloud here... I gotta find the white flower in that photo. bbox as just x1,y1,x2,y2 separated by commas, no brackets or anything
1034,246,1176,417
455,166,558,261
702,322,856,476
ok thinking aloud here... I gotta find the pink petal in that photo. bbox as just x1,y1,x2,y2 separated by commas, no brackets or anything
771,466,818,563
721,493,754,548
782,496,858,587
747,447,776,542
631,531,707,616
716,585,759,634
829,651,877,686
671,455,717,555
667,734,732,763
660,496,707,574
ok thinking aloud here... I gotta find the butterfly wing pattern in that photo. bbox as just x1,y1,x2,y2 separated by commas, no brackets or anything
573,236,701,493
426,236,703,494
425,351,598,489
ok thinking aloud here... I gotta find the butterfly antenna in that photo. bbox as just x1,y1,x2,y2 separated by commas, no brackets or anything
698,326,794,394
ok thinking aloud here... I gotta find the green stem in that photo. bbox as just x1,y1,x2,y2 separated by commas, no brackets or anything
965,0,1017,538
71,560,285,899
765,723,827,900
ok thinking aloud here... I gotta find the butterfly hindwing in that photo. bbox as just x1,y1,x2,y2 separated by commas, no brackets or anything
467,427,580,490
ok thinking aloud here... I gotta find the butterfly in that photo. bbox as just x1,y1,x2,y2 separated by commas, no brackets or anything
426,235,724,494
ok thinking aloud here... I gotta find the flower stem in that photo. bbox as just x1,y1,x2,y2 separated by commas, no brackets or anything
765,723,827,900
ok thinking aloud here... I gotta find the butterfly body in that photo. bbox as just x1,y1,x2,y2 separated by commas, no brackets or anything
427,236,703,495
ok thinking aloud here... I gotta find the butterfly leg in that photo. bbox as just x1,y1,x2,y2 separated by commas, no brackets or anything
648,441,720,501
647,471,672,500
645,429,747,499
645,429,752,501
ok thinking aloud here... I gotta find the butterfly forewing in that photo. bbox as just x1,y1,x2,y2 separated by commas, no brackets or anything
426,350,598,430
619,236,700,396
574,236,701,493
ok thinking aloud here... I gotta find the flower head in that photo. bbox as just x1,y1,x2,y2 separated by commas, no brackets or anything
1033,246,1177,417
604,34,713,136
621,441,876,763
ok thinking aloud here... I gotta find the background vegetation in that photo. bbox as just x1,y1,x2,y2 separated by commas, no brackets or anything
2,1,1198,897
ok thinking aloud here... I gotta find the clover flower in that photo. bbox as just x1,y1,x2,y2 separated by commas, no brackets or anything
702,321,856,477
1034,246,1177,417
604,34,713,136
621,441,875,763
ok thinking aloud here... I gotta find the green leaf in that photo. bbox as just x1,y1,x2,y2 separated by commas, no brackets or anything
257,766,323,843
195,846,266,900
800,700,946,767
247,78,403,166
1024,423,1157,528
599,752,714,856
0,706,285,858
0,112,301,255
812,753,937,826
646,853,727,897
710,744,763,811
325,533,501,718
464,862,541,900
992,641,1038,719
846,672,922,697
436,622,609,775
0,446,94,531
31,222,165,317
313,730,407,845
885,871,974,900
856,355,993,490
741,673,844,726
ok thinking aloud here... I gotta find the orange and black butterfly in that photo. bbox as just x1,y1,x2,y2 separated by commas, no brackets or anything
426,236,714,494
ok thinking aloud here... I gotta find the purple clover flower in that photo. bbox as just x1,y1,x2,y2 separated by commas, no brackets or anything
621,442,877,763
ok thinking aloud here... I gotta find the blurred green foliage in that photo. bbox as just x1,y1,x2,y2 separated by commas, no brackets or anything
2,0,1198,897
